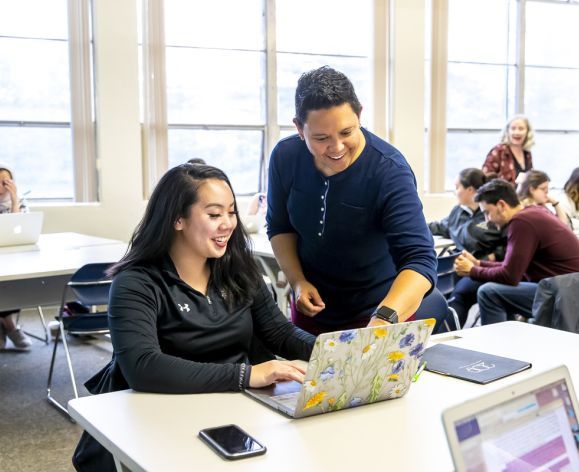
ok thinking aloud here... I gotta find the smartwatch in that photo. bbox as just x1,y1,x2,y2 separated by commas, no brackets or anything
372,305,398,324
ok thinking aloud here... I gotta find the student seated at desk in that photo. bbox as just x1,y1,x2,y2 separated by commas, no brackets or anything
73,163,315,471
428,168,507,327
557,167,579,231
454,179,579,325
428,168,506,260
0,163,32,351
516,169,569,226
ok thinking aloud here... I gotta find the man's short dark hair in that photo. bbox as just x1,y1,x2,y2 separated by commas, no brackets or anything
294,66,362,126
474,179,520,207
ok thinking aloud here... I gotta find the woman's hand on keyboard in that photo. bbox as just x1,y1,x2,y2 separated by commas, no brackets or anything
249,360,307,388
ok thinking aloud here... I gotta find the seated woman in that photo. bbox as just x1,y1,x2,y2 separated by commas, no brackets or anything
73,163,315,471
558,167,579,231
0,163,32,351
428,168,506,328
516,170,569,226
429,168,506,260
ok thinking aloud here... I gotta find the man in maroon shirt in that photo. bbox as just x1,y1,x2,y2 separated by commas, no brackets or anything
454,179,579,324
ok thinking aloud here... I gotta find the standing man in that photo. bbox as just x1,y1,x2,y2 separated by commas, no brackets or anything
266,66,438,335
455,179,579,324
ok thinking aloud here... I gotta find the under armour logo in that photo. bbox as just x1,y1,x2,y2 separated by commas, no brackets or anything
178,303,190,312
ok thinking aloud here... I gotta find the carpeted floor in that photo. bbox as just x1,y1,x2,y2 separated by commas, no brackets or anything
0,308,113,472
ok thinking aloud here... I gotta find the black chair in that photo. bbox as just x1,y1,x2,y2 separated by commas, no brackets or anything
532,272,579,333
415,287,460,333
47,263,113,418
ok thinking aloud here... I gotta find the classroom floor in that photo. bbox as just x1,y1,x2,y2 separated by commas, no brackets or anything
0,308,112,472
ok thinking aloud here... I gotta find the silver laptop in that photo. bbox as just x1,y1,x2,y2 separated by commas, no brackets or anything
0,212,43,247
443,365,579,472
245,318,435,418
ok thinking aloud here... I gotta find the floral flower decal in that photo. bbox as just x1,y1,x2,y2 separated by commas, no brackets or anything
350,397,363,407
423,318,436,328
409,342,424,357
304,380,318,392
324,338,337,351
388,374,399,382
339,330,357,343
304,391,327,410
387,351,405,362
361,343,376,360
399,333,415,348
392,359,405,374
387,384,408,398
320,366,335,381
373,328,388,339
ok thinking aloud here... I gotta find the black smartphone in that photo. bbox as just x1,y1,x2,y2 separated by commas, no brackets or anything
198,424,266,460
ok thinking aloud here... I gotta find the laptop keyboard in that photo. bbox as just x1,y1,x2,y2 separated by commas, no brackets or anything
271,392,300,408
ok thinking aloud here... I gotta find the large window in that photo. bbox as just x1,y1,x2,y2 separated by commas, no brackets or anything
524,1,579,186
437,0,579,191
0,0,95,201
144,0,373,195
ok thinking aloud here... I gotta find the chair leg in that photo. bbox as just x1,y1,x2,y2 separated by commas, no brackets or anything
19,306,50,344
449,306,461,331
46,321,77,422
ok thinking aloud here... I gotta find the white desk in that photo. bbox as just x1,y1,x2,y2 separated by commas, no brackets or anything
0,232,127,311
249,232,456,314
68,322,579,472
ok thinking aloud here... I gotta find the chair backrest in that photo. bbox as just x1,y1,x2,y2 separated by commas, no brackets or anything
59,263,114,332
414,287,451,333
436,253,459,297
532,272,579,333
437,253,458,274
68,262,113,307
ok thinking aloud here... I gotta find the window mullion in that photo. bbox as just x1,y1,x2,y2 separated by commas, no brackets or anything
142,0,168,197
515,0,526,113
429,0,448,193
264,0,278,191
68,0,96,202
373,0,390,140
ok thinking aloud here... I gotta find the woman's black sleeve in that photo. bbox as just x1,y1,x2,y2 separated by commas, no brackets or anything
108,271,244,394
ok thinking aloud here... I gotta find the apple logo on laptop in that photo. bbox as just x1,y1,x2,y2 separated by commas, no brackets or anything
13,225,23,234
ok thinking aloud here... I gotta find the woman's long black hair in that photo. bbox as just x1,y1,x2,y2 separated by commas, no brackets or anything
108,163,261,308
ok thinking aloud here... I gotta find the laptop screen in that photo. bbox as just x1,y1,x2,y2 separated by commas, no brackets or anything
453,378,579,471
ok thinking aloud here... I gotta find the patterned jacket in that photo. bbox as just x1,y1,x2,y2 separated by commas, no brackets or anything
482,143,533,185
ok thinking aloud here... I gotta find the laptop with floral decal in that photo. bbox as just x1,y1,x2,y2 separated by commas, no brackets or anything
245,318,435,418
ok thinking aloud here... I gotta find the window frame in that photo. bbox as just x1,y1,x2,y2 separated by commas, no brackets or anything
140,0,389,197
429,0,579,193
0,0,96,202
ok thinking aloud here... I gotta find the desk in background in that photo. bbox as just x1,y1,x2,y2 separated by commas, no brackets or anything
69,322,579,472
0,232,127,312
249,232,456,314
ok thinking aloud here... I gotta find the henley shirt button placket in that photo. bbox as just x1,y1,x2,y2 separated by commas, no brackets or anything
319,180,328,237
319,197,324,237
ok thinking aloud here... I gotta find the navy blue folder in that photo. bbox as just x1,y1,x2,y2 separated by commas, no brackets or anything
422,344,532,384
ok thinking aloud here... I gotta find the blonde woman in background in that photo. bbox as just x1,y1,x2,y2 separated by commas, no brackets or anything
482,115,534,186
516,170,569,227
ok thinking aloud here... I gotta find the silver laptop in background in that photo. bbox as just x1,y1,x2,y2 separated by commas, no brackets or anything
443,365,579,472
245,319,435,418
0,212,44,247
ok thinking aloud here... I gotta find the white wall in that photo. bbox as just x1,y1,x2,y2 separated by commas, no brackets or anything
35,0,454,241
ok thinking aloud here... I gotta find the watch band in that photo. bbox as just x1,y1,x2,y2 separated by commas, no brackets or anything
373,305,398,324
